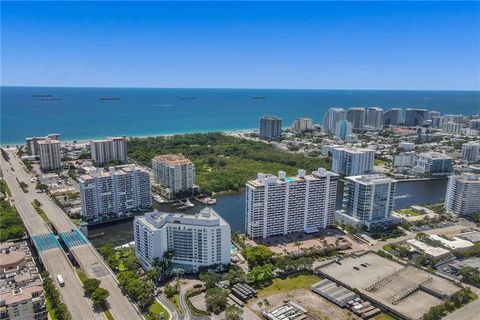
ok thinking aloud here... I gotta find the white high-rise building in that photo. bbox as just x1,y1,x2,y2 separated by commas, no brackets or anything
336,175,399,230
445,173,480,216
469,119,480,130
323,108,346,133
462,142,480,163
134,208,231,271
79,165,151,222
331,147,375,176
346,108,366,130
364,107,383,129
25,133,60,157
259,115,282,140
245,168,339,239
38,138,61,170
90,136,128,165
291,118,313,132
383,108,402,126
152,154,195,198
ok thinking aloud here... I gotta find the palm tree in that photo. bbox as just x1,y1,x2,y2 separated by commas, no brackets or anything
294,241,302,253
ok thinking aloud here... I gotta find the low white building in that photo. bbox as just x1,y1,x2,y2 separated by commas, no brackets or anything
393,152,416,168
429,235,474,251
406,239,450,259
398,142,415,150
134,208,231,271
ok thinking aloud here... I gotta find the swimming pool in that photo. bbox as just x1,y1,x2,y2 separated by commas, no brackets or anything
230,243,238,253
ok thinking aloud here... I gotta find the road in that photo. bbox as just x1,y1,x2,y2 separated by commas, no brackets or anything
157,294,180,320
1,153,100,320
3,150,145,320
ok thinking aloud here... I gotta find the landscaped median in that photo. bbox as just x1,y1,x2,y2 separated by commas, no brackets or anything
75,268,114,320
31,199,51,223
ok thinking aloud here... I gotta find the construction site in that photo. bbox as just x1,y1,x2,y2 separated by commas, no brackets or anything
316,251,463,320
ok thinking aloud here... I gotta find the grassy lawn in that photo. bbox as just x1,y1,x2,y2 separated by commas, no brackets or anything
149,301,168,319
399,208,420,217
372,313,401,320
374,159,387,166
101,304,115,320
383,244,395,252
45,297,57,320
76,268,88,284
168,294,183,315
31,201,51,223
258,273,321,297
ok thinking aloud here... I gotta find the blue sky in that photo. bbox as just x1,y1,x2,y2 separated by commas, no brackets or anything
1,1,479,90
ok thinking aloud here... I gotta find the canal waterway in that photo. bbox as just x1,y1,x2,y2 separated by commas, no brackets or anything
89,179,448,248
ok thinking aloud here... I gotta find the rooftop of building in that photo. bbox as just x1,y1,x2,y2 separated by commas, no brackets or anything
346,174,395,185
417,152,452,160
459,231,480,243
331,146,375,154
91,136,126,143
138,207,229,230
450,173,480,183
79,165,148,181
449,257,480,271
260,115,282,120
152,154,192,165
406,239,450,258
37,138,60,145
0,284,43,306
429,235,474,250
246,168,338,188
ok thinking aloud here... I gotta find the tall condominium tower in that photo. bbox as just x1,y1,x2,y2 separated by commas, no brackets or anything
90,136,128,165
259,115,282,140
336,174,399,230
461,142,480,163
79,165,151,222
245,168,339,239
383,108,403,126
331,147,375,176
335,120,353,141
291,118,313,132
346,108,366,130
404,108,428,126
134,208,231,271
445,173,480,216
26,133,60,157
364,107,383,129
38,138,61,170
322,108,346,133
152,154,195,198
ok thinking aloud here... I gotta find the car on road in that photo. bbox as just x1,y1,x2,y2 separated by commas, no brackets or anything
57,274,65,287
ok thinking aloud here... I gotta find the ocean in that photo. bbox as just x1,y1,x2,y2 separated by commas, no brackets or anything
1,86,479,145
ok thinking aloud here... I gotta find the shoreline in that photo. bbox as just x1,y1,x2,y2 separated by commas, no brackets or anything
0,128,258,148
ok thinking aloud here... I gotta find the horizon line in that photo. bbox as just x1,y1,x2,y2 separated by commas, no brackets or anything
2,85,480,92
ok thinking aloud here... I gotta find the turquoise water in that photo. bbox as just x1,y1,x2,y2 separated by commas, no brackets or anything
2,86,479,145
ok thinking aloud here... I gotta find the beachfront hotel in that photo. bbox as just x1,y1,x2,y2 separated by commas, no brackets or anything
79,165,151,223
335,174,399,230
90,136,128,165
331,146,375,176
38,138,61,170
445,173,480,216
134,208,231,271
152,154,195,198
245,168,339,239
259,115,282,140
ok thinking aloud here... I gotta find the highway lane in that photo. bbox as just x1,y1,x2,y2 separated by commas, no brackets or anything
6,150,145,320
1,154,99,320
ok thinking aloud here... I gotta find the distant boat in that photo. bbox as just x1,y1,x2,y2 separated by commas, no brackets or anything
394,194,412,199
100,97,121,100
32,94,52,98
253,96,266,99
41,97,63,101
179,97,196,100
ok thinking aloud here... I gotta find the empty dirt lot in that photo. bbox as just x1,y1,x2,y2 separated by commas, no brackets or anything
248,288,359,320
